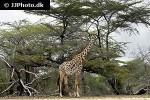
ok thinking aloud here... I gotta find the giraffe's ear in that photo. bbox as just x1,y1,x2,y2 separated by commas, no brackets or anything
88,34,92,37
88,32,97,41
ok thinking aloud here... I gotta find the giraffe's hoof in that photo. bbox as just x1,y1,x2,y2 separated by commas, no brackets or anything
73,96,76,98
73,95,80,98
73,96,80,98
73,94,76,98
69,93,72,97
59,94,63,98
77,93,80,98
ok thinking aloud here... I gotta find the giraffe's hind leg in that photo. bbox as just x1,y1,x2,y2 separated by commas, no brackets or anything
74,74,80,98
64,75,71,97
59,71,65,97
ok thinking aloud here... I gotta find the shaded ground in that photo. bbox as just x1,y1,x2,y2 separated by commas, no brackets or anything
1,95,150,100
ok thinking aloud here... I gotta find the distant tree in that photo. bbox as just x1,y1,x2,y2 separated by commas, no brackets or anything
123,57,150,94
85,0,150,60
82,0,150,94
131,46,150,94
0,20,52,96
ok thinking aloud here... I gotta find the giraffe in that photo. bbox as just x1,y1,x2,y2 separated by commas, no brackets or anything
59,34,96,97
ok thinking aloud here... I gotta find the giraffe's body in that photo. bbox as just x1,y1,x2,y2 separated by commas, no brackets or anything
59,60,82,75
59,35,96,97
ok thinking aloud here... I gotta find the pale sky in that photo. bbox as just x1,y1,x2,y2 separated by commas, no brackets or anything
0,10,46,22
114,24,150,61
0,10,150,62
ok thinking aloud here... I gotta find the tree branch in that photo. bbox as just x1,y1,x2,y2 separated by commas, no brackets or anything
0,57,12,68
20,79,32,96
0,80,18,94
19,69,38,77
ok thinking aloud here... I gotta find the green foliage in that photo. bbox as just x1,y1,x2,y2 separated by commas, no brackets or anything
84,59,101,68
122,58,150,92
96,75,105,83
124,58,143,71
103,62,117,77
0,60,9,93
103,60,131,81
81,72,109,95
0,0,150,96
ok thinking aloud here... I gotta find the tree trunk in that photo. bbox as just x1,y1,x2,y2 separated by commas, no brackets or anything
25,66,30,84
108,78,120,95
9,79,14,95
125,81,133,95
17,81,24,96
106,33,109,61
97,28,102,48
14,69,24,96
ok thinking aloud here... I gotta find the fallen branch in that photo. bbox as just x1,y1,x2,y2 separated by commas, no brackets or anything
11,68,15,79
50,89,59,96
1,80,18,94
26,77,40,86
26,86,38,94
0,57,16,82
19,69,38,77
20,79,32,96
8,91,18,97
0,57,51,96
0,81,14,85
0,57,12,68
40,76,52,80
26,76,51,86
134,86,150,95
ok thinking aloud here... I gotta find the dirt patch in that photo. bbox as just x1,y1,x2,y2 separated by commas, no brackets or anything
1,95,150,100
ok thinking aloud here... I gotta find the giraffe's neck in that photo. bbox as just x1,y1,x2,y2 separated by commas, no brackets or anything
74,39,94,61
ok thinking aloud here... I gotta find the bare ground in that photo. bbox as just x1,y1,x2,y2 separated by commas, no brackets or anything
1,95,150,100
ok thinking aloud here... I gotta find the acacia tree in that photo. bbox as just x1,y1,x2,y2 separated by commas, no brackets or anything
24,0,150,95
25,0,95,65
84,0,150,60
79,0,150,94
133,46,150,93
0,20,54,96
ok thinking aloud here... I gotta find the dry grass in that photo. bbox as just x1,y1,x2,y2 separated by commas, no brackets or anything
1,95,150,100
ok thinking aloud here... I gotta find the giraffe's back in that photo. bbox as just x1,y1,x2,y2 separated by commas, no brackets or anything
59,61,82,75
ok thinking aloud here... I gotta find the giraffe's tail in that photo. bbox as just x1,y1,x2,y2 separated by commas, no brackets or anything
57,74,60,95
57,74,60,86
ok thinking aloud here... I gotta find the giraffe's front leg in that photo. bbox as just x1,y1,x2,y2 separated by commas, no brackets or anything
64,75,71,97
74,74,80,98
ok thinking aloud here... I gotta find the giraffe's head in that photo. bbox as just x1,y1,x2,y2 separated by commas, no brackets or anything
88,34,97,41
